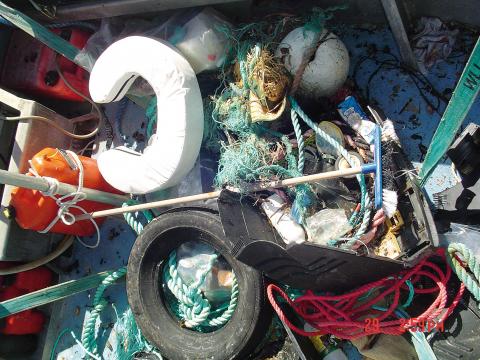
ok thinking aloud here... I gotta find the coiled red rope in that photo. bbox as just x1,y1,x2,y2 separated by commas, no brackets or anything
267,249,465,339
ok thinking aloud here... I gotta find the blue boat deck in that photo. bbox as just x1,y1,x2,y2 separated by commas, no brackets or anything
46,24,480,360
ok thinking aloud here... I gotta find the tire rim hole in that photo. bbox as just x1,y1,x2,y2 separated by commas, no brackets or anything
161,240,238,333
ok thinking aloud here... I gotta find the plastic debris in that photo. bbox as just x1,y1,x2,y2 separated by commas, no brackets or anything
413,17,459,75
261,194,306,246
305,208,352,246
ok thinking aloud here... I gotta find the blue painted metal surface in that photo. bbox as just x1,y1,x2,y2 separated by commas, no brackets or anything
341,26,480,199
47,25,480,359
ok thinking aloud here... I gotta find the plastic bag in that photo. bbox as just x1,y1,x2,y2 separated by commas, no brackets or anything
76,17,157,72
305,208,352,246
172,8,230,74
77,8,231,83
438,223,480,257
176,241,234,305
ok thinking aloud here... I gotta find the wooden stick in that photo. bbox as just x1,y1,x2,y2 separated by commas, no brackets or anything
76,166,363,220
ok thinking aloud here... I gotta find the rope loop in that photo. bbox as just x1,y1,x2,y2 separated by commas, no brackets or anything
447,243,480,304
29,149,101,248
41,176,60,196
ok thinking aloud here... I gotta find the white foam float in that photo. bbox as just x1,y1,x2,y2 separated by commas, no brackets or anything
89,36,204,194
276,28,349,98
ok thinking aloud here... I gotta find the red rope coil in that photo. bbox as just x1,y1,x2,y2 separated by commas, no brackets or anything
267,249,465,339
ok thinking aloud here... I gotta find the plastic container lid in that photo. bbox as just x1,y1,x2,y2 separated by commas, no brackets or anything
315,121,344,157
335,151,364,178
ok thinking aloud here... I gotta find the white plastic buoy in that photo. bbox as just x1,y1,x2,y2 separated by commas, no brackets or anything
89,36,203,194
275,28,349,98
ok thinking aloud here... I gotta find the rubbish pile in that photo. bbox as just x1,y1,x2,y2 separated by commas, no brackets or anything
0,2,478,360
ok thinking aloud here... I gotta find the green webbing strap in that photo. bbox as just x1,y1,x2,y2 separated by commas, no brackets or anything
419,37,480,186
0,2,150,109
0,2,90,70
0,270,122,318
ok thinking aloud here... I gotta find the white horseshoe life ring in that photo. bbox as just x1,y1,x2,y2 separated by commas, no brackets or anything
89,36,204,194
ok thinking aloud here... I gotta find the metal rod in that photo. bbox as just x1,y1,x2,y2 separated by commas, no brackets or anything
0,169,128,206
53,0,244,21
76,166,363,220
380,0,418,70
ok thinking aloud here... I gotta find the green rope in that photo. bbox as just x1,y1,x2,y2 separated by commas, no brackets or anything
289,96,372,245
50,327,72,360
447,243,480,303
81,267,127,357
122,200,154,235
145,97,157,140
163,250,239,330
291,109,305,174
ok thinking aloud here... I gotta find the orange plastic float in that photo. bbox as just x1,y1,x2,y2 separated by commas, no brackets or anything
10,148,121,236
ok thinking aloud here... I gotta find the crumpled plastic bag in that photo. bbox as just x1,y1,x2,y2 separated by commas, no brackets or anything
76,7,231,95
305,208,352,246
176,241,234,305
413,17,459,75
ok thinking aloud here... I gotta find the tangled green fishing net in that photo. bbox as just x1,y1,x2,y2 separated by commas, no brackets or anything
208,20,321,223
215,135,285,188
113,308,162,360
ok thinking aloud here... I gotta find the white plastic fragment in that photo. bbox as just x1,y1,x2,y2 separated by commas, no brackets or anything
305,208,352,246
261,194,306,246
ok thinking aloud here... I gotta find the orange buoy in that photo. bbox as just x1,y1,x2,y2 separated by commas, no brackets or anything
10,148,121,236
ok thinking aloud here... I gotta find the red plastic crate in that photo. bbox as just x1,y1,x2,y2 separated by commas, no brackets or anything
14,267,52,293
0,310,45,335
1,28,91,102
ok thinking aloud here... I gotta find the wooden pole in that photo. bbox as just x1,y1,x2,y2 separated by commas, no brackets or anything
76,167,363,220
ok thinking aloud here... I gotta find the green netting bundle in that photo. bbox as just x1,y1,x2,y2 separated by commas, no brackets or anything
113,308,162,360
209,28,319,223
215,135,285,188
211,85,252,135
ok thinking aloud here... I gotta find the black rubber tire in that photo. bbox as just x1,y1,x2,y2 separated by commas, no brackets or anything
127,209,272,360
